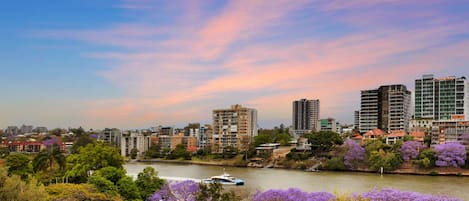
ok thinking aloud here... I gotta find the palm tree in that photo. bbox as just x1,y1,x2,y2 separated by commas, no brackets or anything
33,146,66,173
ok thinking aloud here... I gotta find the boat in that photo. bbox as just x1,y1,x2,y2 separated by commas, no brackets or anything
202,170,244,185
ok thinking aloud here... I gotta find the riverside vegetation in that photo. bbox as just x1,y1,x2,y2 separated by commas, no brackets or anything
0,129,467,200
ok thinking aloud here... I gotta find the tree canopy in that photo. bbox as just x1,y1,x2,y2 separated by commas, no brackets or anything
305,131,343,154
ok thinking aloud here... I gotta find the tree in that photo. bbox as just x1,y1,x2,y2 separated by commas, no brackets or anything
135,167,165,200
144,143,161,159
71,134,95,154
5,153,32,179
0,147,9,158
66,142,124,182
434,143,466,167
416,149,437,168
46,183,122,201
343,139,365,169
305,131,344,154
130,148,139,159
149,181,241,201
400,141,424,161
0,168,48,201
253,133,272,147
94,166,126,184
367,150,402,171
87,175,119,196
33,146,66,173
168,144,191,160
117,176,141,201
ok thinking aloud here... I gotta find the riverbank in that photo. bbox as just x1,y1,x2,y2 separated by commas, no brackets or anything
136,158,469,177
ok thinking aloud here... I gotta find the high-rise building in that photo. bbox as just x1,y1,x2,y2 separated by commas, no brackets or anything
292,99,320,135
354,110,360,130
415,74,469,120
359,85,411,133
99,128,121,146
120,130,151,157
212,104,258,152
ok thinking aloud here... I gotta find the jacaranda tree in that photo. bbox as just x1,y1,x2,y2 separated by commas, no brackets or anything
343,139,365,169
400,141,424,161
434,143,466,167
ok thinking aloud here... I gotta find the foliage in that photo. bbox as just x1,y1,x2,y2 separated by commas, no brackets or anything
325,157,346,170
144,143,161,159
415,149,437,168
365,140,390,154
367,150,402,171
305,131,343,154
400,141,424,161
94,166,126,184
252,188,335,201
33,146,66,173
434,143,466,167
254,127,292,147
135,167,165,200
168,144,191,160
117,176,141,201
87,175,119,196
343,139,365,169
130,148,139,159
5,153,32,179
150,181,241,201
71,134,95,154
0,147,9,158
66,142,124,181
0,168,48,201
286,149,311,161
46,183,122,201
361,188,461,201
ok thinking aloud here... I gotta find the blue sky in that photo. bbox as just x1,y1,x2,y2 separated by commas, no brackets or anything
1,0,469,129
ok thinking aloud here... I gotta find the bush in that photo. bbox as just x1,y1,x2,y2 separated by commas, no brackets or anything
325,157,346,171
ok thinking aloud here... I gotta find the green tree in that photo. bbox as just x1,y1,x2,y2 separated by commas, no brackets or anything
275,133,292,146
367,150,402,171
325,157,346,170
66,142,124,182
46,183,122,201
144,143,161,158
135,167,165,200
94,166,126,184
195,182,241,201
169,144,191,160
253,133,272,147
117,176,141,201
87,175,119,196
33,146,66,173
0,147,9,158
416,149,437,168
305,131,344,155
71,134,95,154
130,148,139,159
0,168,48,201
5,153,32,179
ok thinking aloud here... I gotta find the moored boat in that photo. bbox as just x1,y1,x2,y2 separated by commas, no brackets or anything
202,170,244,185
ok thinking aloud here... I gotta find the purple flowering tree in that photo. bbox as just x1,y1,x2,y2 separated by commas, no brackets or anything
252,188,335,201
361,188,461,201
149,180,199,201
343,139,365,169
434,143,466,167
42,136,59,147
400,141,424,161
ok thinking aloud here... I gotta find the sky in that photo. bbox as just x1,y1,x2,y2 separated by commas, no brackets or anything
1,0,469,130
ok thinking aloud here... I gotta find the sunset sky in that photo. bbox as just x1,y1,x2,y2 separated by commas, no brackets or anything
1,0,469,129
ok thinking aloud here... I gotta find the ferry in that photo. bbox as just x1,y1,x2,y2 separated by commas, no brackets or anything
202,170,244,185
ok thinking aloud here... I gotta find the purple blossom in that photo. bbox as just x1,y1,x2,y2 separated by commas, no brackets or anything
400,141,424,161
149,180,199,201
89,134,98,139
252,188,335,201
434,143,466,167
343,139,365,168
42,137,58,146
361,188,461,201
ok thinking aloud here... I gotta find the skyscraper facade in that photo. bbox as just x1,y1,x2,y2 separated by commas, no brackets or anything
292,99,320,135
212,104,258,152
359,85,411,133
415,74,469,120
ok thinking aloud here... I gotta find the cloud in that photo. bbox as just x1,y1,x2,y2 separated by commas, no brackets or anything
35,0,469,128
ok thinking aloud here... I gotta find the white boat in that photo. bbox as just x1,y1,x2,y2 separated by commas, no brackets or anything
202,170,244,185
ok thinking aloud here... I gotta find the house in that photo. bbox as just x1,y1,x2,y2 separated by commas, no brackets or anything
385,130,406,145
362,128,386,141
410,131,425,142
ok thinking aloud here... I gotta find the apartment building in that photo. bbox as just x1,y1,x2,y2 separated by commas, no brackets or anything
212,104,258,152
292,99,320,135
359,85,411,133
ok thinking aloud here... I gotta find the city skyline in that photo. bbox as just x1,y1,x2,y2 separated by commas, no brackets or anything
1,1,469,129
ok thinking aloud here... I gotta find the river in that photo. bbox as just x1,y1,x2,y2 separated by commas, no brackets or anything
124,162,469,199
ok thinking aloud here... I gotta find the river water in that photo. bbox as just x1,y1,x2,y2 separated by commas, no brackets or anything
124,162,469,199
